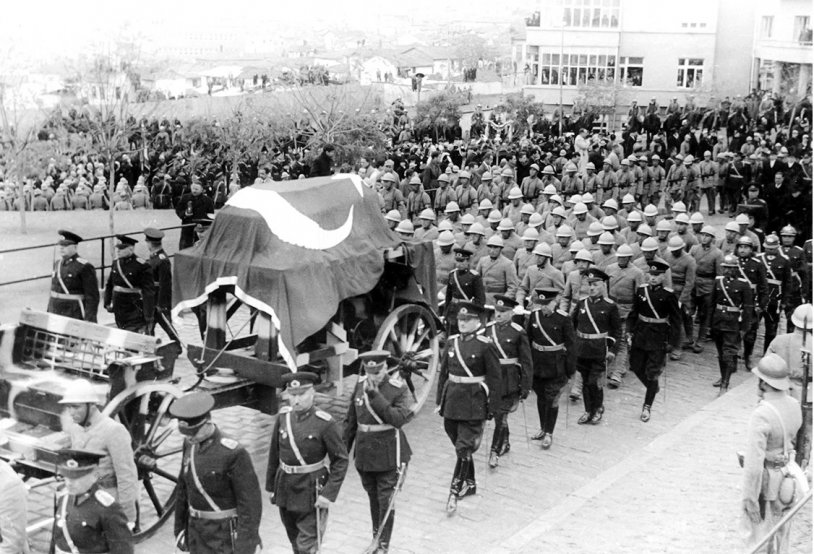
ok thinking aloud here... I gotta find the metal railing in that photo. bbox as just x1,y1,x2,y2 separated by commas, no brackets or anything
0,223,194,288
748,489,813,554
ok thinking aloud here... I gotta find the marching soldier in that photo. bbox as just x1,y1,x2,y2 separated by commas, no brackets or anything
476,235,518,306
526,288,575,448
443,245,486,335
572,268,621,424
758,234,792,353
666,236,697,358
736,236,769,370
486,296,532,468
344,351,413,554
711,255,754,390
689,225,723,349
606,244,644,388
47,230,99,322
436,302,502,514
171,392,262,554
516,243,565,306
778,225,805,329
266,373,348,554
627,260,683,422
103,235,156,333
51,449,133,554
768,303,813,402
144,227,182,342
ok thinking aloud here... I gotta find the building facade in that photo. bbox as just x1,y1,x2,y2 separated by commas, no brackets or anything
514,0,754,115
752,0,812,99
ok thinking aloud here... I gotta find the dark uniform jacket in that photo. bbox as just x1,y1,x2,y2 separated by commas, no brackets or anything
485,321,532,398
265,406,349,513
444,268,486,316
572,296,622,359
436,333,502,420
47,254,99,322
758,252,792,308
53,484,133,554
737,256,769,311
627,284,683,351
711,275,754,332
343,377,413,472
175,428,262,554
525,309,576,379
176,193,215,249
147,249,172,310
103,254,156,328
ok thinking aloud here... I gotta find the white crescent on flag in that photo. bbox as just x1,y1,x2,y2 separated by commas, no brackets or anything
225,174,366,251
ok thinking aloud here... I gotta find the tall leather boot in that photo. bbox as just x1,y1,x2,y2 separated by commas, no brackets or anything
449,458,462,495
459,458,476,498
713,357,725,387
743,341,754,371
532,402,549,440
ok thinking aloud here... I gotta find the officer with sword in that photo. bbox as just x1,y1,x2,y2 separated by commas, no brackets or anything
343,351,413,554
103,235,156,333
443,245,486,335
526,288,576,449
266,373,348,554
171,392,262,554
485,296,532,468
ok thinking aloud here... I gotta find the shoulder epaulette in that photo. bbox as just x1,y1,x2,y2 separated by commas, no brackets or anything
476,335,491,343
158,253,167,260
220,438,238,450
510,322,524,332
447,334,460,341
279,406,292,414
664,287,674,293
388,376,405,388
469,269,478,275
315,410,332,421
556,309,568,316
76,257,89,264
738,278,749,283
136,257,146,263
604,297,615,304
94,490,115,507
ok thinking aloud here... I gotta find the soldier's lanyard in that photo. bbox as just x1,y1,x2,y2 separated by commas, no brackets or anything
188,443,223,511
490,325,509,359
763,402,792,463
56,258,85,320
284,412,308,466
57,494,80,554
761,256,779,283
452,271,471,301
534,312,559,346
737,262,754,287
717,276,737,307
453,336,489,396
362,387,401,467
583,298,603,335
731,165,743,178
116,258,137,289
643,285,663,319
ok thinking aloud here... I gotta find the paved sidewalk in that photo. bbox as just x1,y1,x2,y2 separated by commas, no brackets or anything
500,379,812,554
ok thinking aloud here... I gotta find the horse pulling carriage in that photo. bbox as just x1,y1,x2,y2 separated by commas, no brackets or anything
0,174,442,543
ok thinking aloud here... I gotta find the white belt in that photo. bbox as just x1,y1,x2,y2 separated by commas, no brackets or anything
532,341,565,352
639,315,668,324
280,459,328,474
448,374,485,384
189,507,237,520
577,331,607,339
499,357,519,365
50,292,83,300
113,285,140,294
358,423,395,432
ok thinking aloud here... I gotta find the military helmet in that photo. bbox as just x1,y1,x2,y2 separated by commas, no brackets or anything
641,237,659,252
395,220,414,235
656,220,672,233
627,211,643,223
488,209,503,223
689,212,704,225
498,218,515,231
418,208,435,221
487,235,505,248
508,186,523,200
437,230,455,246
616,244,634,257
668,236,685,251
722,254,739,267
737,235,754,248
724,221,740,233
532,243,552,257
522,228,540,241
385,209,402,223
467,222,486,236
478,198,494,210
763,234,780,249
556,224,574,238
598,232,616,245
575,249,594,262
461,213,476,225
587,222,604,237
520,203,535,215
637,223,653,237
572,202,588,215
700,225,717,237
780,225,797,236
601,215,619,230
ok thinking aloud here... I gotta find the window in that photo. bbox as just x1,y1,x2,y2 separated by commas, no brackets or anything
761,16,774,39
676,58,703,88
532,48,616,86
619,56,644,87
562,0,619,29
794,16,812,44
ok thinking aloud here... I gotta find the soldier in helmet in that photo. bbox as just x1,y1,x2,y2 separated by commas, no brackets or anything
486,296,532,468
173,392,262,554
758,234,792,353
266,374,347,553
689,226,724,348
711,255,754,390
741,354,802,553
51,449,133,554
627,260,683,422
778,225,805,328
526,288,575,448
414,209,438,241
444,245,486,335
436,301,502,514
59,380,138,526
736,236,769,370
47,230,100,322
513,228,540,279
516,243,565,307
606,244,645,388
666,235,697,358
768,303,813,402
572,268,622,424
103,235,156,333
343,352,413,554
